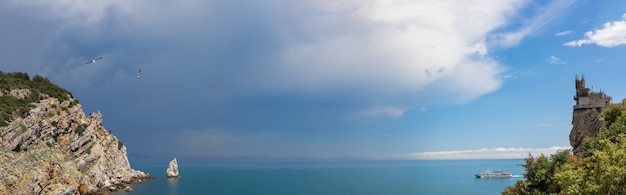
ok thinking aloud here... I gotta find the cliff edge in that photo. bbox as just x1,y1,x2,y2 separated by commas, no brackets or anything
570,75,612,154
0,72,150,194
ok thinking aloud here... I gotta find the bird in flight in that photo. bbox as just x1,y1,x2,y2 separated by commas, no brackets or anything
86,57,103,64
136,69,142,79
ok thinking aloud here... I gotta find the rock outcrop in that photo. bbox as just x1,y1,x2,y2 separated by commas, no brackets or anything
166,158,180,178
0,90,151,193
570,75,612,154
570,108,605,153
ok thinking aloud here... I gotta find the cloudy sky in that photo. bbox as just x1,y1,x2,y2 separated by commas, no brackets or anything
2,0,626,160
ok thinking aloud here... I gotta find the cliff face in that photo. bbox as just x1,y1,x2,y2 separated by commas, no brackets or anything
0,90,150,194
570,108,605,154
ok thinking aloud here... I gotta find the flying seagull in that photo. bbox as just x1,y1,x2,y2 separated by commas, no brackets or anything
136,69,142,79
85,57,103,64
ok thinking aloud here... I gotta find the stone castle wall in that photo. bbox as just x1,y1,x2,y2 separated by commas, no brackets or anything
574,92,612,110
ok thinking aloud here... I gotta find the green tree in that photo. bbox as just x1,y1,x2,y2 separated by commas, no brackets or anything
556,135,626,194
505,102,626,194
582,102,626,157
503,150,571,194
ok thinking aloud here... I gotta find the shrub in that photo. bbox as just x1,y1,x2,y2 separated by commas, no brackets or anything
75,123,89,135
69,100,78,108
20,123,27,132
117,140,124,150
0,72,73,127
0,95,34,126
504,102,626,194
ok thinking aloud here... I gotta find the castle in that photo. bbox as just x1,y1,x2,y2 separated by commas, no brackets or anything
574,74,612,111
570,74,613,153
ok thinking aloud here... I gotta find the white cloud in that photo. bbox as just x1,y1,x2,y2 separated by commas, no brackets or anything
407,146,571,160
565,14,626,47
1,0,548,106
547,56,566,64
358,105,405,118
269,0,538,104
493,0,574,47
498,74,517,79
555,30,572,36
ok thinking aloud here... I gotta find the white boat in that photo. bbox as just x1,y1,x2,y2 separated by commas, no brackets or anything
475,169,512,178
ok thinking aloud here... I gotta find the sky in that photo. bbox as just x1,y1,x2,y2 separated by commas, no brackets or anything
3,0,626,161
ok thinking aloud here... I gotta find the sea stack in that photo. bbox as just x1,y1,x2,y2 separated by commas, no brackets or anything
166,158,180,178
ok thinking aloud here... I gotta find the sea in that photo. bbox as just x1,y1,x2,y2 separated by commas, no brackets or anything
112,159,525,195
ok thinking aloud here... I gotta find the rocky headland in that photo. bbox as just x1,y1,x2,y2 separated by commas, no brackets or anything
0,72,151,194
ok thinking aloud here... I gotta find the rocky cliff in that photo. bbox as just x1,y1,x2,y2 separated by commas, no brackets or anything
570,108,605,154
0,88,151,193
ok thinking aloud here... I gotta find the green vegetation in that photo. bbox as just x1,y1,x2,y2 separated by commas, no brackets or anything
503,150,571,194
0,71,74,127
29,74,73,102
19,123,27,133
0,95,33,127
503,101,626,194
117,140,124,150
75,123,89,135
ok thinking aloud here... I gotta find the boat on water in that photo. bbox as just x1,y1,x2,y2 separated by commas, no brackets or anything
475,169,512,178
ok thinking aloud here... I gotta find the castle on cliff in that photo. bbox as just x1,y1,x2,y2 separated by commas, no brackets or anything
574,74,612,111
570,74,613,153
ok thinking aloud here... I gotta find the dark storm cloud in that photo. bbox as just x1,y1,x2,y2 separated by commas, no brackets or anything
0,0,533,158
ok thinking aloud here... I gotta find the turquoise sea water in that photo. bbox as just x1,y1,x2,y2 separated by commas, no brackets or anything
113,159,525,195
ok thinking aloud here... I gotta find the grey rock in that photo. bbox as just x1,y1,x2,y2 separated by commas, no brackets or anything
9,89,31,99
0,94,152,194
166,158,180,178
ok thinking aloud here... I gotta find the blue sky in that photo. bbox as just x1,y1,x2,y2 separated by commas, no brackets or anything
2,0,626,160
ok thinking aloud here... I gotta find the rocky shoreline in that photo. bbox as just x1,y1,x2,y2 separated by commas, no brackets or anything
0,86,152,194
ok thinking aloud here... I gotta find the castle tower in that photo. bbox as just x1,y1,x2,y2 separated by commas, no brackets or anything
575,74,589,97
573,74,611,110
